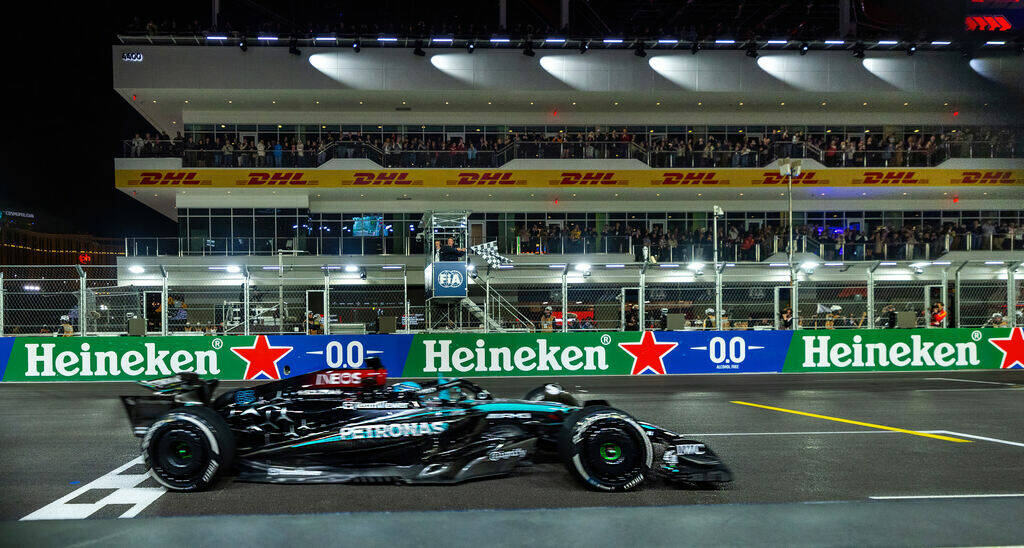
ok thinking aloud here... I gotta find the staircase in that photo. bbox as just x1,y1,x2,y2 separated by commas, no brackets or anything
459,297,502,331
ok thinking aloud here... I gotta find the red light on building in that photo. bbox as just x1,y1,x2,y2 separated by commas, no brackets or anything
953,197,960,203
78,253,92,264
953,111,959,116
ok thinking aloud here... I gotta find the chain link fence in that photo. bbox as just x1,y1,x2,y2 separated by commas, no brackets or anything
0,261,1019,335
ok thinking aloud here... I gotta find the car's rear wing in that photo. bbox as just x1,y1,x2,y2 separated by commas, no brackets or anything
120,372,219,437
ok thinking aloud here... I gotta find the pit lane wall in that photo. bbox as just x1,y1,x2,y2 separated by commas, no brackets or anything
0,328,1021,382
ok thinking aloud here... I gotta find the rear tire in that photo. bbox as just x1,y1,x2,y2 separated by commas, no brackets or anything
557,406,651,492
523,383,580,407
142,406,235,492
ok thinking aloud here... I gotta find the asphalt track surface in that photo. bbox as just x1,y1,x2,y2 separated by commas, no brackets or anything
2,371,1024,545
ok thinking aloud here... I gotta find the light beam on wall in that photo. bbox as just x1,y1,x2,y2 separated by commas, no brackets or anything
646,55,701,90
969,58,1024,94
428,53,477,85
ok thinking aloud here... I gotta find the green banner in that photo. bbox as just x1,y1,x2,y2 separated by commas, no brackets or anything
782,328,1017,372
5,336,246,381
406,332,627,377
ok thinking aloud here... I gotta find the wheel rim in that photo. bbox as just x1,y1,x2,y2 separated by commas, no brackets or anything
599,442,622,463
581,427,640,480
155,428,207,479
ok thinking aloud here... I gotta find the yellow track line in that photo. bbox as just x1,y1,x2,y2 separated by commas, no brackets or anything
730,401,971,443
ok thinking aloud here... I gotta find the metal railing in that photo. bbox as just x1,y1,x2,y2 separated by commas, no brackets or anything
1,260,1018,336
123,139,1020,168
122,232,1023,262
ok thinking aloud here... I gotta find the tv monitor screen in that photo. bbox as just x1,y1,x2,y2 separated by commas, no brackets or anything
353,215,384,237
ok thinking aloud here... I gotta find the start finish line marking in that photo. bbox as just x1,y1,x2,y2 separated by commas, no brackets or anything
729,401,971,443
21,457,166,520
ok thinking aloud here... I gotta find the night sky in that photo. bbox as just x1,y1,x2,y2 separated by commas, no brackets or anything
2,4,174,239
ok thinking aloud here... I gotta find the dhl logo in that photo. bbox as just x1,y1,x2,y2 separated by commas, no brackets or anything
127,172,212,186
649,172,728,186
550,172,628,185
343,172,423,186
756,172,827,185
445,172,526,186
235,172,318,186
854,171,926,185
953,171,1019,185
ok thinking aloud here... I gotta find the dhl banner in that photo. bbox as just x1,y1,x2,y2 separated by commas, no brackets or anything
115,168,1024,190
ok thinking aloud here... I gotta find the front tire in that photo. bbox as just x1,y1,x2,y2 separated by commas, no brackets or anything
557,406,651,492
142,406,235,492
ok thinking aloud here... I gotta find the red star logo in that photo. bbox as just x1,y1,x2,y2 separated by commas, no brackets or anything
231,335,292,380
989,327,1024,370
618,331,678,375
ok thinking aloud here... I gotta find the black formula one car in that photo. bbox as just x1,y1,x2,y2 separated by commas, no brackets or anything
121,359,731,492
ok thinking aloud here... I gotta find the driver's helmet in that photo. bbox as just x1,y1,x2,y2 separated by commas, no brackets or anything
705,308,715,315
391,381,422,393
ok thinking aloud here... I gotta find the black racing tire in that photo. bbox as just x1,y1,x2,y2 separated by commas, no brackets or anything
557,405,652,492
523,383,581,407
142,406,235,492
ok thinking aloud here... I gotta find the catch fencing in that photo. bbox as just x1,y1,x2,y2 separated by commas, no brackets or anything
0,260,1019,336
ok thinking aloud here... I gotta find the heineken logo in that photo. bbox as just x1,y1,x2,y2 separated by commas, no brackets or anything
422,338,608,373
24,342,220,377
801,334,980,368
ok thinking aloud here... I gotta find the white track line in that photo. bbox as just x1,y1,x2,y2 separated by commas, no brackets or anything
21,457,165,520
686,431,899,437
870,494,1024,500
925,377,1018,386
915,387,1022,392
922,430,1024,448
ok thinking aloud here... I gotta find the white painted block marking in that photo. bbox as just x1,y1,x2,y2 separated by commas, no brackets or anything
21,457,166,520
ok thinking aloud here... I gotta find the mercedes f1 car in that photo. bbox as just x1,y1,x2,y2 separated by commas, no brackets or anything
121,359,731,492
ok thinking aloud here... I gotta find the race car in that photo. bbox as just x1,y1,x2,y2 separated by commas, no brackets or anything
121,358,731,492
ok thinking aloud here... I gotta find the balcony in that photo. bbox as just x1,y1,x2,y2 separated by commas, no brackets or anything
122,139,1020,170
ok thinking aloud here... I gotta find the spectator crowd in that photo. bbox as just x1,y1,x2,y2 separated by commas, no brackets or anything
508,219,1023,261
127,126,1019,169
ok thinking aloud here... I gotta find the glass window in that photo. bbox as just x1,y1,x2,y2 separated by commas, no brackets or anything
233,217,252,238
210,217,230,238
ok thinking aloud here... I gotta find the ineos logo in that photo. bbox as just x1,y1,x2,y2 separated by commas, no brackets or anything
122,52,144,62
437,270,464,288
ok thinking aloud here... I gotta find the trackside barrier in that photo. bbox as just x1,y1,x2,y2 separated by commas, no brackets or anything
0,328,1021,382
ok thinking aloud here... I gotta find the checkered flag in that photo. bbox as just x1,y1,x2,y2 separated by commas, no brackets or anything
471,241,512,268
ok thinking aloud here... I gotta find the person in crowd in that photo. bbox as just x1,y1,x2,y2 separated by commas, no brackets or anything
929,302,947,327
625,304,640,331
779,306,793,329
877,304,898,328
701,307,716,330
825,305,843,329
131,133,145,157
539,306,554,333
59,315,74,337
985,312,1009,328
306,312,323,335
273,140,283,167
439,237,466,261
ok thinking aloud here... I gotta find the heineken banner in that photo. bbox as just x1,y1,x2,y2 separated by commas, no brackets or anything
0,328,1022,382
